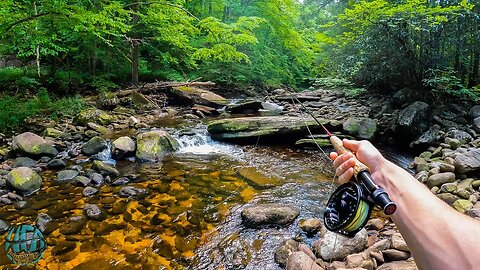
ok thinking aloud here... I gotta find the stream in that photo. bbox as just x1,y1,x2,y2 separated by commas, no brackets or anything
0,120,413,270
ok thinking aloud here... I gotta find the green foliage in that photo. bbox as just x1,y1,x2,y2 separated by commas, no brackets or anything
0,92,86,132
0,67,39,92
313,76,367,97
423,69,479,101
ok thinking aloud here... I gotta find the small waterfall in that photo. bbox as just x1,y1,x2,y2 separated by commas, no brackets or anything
173,126,242,156
91,142,116,165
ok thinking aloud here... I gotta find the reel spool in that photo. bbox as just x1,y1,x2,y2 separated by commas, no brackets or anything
324,182,373,238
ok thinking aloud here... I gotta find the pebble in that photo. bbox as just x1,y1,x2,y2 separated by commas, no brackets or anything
299,218,324,235
84,204,106,221
118,186,148,199
382,249,411,261
391,233,409,252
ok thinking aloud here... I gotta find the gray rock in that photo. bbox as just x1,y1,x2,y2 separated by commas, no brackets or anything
6,167,42,195
13,157,37,168
12,132,58,156
425,172,455,188
36,213,56,234
47,159,66,169
313,229,368,261
382,249,410,261
343,117,377,140
473,117,480,133
82,136,107,155
275,239,299,267
368,239,391,253
56,170,79,183
92,160,119,177
90,173,104,186
470,105,480,118
118,186,148,199
286,251,323,270
227,100,263,114
410,124,441,148
112,136,135,159
84,204,106,221
241,204,299,228
82,187,98,197
446,129,472,144
454,149,480,173
72,176,91,187
261,102,284,113
136,130,179,161
395,101,430,142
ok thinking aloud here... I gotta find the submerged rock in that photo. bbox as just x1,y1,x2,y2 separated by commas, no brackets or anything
92,160,119,177
118,186,148,199
136,130,179,161
12,132,58,156
56,170,79,183
313,229,368,261
13,157,37,168
275,239,299,267
237,167,281,188
241,203,299,228
6,167,42,195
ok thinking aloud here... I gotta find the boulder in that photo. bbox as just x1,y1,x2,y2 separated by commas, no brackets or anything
241,204,299,228
12,132,58,156
227,100,263,114
474,117,480,133
410,124,442,148
207,116,329,141
261,102,284,114
470,105,480,119
47,159,66,169
425,172,455,188
6,167,42,195
112,136,135,159
286,251,323,270
395,101,430,143
313,229,368,261
75,108,114,125
131,91,156,109
92,160,119,177
446,129,472,144
454,149,480,173
169,86,228,108
343,117,377,140
136,130,179,161
82,136,108,156
96,92,119,110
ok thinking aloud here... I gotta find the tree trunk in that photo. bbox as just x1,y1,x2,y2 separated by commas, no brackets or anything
34,2,41,78
131,0,140,85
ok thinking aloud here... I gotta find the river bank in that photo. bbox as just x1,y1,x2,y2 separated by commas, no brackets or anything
0,84,478,269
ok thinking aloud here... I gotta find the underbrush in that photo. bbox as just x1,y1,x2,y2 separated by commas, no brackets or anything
0,89,87,133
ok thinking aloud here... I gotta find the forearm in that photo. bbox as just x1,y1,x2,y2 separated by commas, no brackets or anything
375,160,480,269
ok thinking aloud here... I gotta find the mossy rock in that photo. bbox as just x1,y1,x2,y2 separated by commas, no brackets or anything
12,132,57,156
136,130,179,161
75,108,115,125
7,167,42,195
170,86,228,107
342,117,377,140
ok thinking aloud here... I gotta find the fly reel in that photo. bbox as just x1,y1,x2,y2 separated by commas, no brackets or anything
324,182,373,238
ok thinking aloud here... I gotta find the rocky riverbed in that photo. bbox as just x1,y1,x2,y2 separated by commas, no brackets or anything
0,84,478,269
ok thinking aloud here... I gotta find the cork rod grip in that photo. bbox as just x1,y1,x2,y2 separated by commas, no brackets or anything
330,136,369,177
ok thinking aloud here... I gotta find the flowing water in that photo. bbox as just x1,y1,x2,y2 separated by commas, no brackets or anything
0,122,412,270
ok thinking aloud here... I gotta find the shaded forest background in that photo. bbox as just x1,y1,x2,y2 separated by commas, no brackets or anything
0,0,479,122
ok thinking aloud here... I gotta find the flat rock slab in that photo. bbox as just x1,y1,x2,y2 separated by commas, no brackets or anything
237,167,281,189
170,86,228,107
241,203,299,228
207,116,331,141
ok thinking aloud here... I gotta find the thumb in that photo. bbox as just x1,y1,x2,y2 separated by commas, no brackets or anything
343,139,361,152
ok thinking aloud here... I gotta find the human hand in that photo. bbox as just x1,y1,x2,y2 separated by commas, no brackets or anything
329,139,386,184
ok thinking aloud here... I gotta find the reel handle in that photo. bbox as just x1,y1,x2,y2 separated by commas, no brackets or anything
330,136,397,215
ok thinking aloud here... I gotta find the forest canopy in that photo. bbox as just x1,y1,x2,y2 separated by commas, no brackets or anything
0,0,479,100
